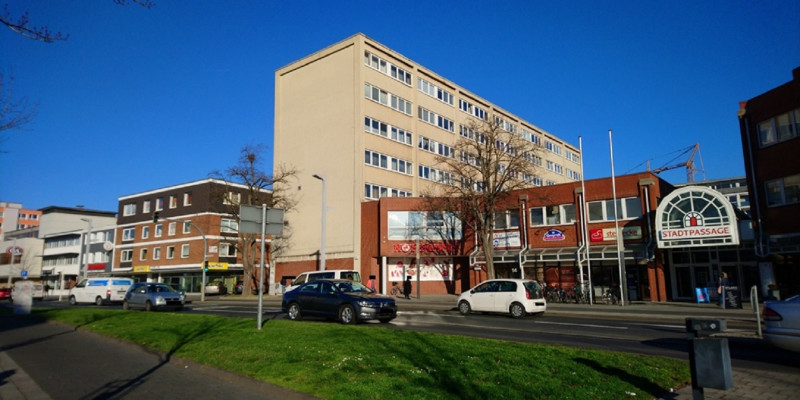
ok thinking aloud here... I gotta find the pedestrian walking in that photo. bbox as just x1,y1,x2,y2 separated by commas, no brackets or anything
403,276,412,299
717,272,729,306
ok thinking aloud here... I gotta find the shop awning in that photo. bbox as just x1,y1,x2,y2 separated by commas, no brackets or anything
522,247,579,263
470,248,523,265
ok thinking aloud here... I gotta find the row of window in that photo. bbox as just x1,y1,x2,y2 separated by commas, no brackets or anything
364,50,412,85
387,211,463,240
491,197,644,229
418,77,454,105
418,136,453,157
364,83,412,115
365,150,413,175
419,165,456,185
123,192,194,217
364,183,412,200
758,107,800,147
418,106,454,132
120,242,238,263
122,221,190,241
459,98,487,120
365,116,413,146
765,173,800,207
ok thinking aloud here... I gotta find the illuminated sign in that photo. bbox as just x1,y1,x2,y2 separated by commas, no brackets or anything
133,265,151,273
543,229,565,241
655,186,739,248
207,262,229,270
589,226,643,242
392,242,458,254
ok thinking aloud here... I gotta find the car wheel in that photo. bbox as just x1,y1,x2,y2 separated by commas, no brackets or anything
458,300,471,315
339,304,356,325
68,296,77,306
95,296,104,306
510,302,526,318
122,300,130,310
287,302,302,321
145,301,152,312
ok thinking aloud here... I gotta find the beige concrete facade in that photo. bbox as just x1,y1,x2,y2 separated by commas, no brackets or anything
274,33,581,267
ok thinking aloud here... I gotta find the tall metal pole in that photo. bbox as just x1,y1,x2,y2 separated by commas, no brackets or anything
313,174,327,271
609,129,626,306
257,204,266,329
579,137,594,304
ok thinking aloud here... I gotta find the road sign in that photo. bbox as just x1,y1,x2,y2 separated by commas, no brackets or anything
239,205,284,236
21,270,28,278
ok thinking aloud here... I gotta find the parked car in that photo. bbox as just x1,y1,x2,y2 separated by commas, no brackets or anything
123,282,186,311
282,279,397,324
457,279,547,318
204,280,228,295
763,295,800,352
0,287,11,301
69,278,133,305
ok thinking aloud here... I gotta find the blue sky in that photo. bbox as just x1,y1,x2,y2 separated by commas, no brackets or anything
2,0,799,211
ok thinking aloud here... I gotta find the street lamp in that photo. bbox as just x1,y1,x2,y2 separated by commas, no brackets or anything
312,174,327,271
80,218,93,280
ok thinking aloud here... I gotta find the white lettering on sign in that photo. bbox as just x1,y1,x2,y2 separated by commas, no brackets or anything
660,226,731,239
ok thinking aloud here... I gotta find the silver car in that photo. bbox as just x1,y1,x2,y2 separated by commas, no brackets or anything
764,295,800,353
123,282,186,311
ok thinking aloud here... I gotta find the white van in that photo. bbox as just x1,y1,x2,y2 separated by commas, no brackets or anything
286,270,361,292
69,278,134,305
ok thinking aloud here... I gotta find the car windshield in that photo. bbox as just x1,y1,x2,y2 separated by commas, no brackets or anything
335,281,372,293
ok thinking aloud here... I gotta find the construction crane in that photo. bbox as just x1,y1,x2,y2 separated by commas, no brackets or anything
645,143,706,182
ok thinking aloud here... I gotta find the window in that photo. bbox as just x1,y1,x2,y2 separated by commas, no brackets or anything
494,210,520,230
140,248,148,261
545,140,562,155
155,197,164,211
364,50,411,85
122,228,135,241
529,204,576,226
154,225,163,237
142,200,151,213
224,192,242,205
153,247,161,260
123,203,137,216
418,136,453,157
364,183,411,199
168,222,176,236
587,197,643,222
221,219,238,233
220,242,237,257
183,221,192,234
169,195,178,209
387,211,462,240
181,244,190,258
121,249,133,262
458,99,486,120
419,165,456,185
183,192,192,206
417,77,454,105
765,174,800,206
364,116,412,145
364,150,412,175
364,83,412,115
141,226,150,239
758,107,800,147
418,106,454,132
166,246,175,259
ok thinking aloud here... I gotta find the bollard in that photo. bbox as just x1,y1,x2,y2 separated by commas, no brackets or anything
685,318,733,399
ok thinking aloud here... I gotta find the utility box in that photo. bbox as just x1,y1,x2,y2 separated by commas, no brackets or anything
686,318,727,336
692,338,733,390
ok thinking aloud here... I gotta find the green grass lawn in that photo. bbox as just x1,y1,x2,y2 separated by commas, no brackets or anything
23,308,689,399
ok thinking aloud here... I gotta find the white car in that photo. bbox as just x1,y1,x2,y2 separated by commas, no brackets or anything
457,279,547,318
763,295,800,352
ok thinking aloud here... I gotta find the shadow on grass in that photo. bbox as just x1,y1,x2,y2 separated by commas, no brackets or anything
573,357,671,397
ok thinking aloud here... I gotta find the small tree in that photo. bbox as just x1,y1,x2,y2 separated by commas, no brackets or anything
425,113,544,279
211,144,297,297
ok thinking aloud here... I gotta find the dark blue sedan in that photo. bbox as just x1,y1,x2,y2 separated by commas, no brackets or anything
281,279,397,324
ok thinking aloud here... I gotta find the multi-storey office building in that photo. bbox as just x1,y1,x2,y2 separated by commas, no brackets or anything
274,33,581,275
738,66,800,298
113,179,271,293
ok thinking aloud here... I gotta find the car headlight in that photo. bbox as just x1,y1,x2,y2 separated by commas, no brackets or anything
155,296,166,305
356,300,374,308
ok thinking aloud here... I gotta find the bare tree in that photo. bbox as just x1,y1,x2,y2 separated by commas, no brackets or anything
2,1,153,42
212,144,297,297
424,113,544,279
0,71,37,151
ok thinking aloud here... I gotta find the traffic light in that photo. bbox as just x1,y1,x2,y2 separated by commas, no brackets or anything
203,261,209,272
153,212,160,223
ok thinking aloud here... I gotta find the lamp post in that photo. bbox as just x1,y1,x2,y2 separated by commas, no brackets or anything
80,218,93,280
312,174,327,271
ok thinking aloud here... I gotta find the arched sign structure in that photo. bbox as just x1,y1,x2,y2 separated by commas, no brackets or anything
655,186,740,248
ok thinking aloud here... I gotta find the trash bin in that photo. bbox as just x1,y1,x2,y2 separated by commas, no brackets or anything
685,318,733,398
